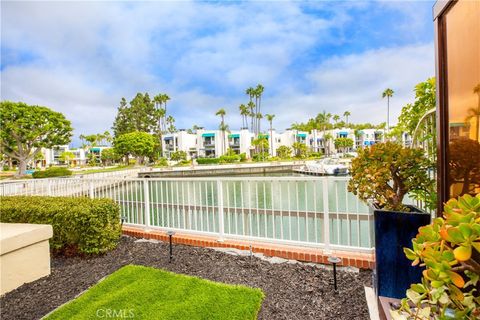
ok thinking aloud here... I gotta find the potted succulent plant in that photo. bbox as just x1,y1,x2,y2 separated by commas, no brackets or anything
392,193,480,320
348,142,436,299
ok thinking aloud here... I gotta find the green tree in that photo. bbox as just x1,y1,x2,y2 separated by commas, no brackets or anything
333,114,340,124
87,151,99,166
60,151,75,166
382,88,394,134
100,148,120,166
255,84,265,134
265,114,275,156
396,78,436,136
246,88,255,131
292,142,308,158
276,145,292,159
0,101,73,175
252,136,269,161
239,104,249,129
216,108,227,155
343,111,351,126
80,131,112,150
112,93,158,137
113,131,156,165
170,150,187,161
324,132,333,156
334,137,354,155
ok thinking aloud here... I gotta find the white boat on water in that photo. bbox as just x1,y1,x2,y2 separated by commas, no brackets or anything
301,158,349,176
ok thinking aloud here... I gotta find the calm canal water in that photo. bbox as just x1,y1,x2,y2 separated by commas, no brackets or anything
105,173,373,249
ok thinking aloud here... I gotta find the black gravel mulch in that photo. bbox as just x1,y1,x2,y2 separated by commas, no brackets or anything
0,236,372,320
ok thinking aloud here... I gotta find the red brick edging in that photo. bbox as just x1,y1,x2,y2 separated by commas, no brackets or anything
122,226,375,269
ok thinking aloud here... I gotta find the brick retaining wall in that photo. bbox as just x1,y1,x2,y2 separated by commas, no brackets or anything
122,226,375,269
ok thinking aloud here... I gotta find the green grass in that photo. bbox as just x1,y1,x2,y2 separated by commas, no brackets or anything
73,165,135,175
45,265,264,320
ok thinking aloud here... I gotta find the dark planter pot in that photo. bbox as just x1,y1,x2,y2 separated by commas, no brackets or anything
373,205,431,299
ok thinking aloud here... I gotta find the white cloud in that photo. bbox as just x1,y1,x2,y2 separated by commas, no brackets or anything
266,43,435,129
1,1,435,145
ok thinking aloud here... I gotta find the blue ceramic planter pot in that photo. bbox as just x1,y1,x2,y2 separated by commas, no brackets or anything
373,205,431,299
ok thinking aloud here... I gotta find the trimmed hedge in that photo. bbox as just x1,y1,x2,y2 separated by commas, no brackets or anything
32,167,73,179
219,154,240,163
0,196,122,255
196,157,221,165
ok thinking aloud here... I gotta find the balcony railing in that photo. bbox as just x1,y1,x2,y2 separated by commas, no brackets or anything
0,176,374,253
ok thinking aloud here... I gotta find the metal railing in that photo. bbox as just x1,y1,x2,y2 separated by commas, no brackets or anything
411,108,437,215
0,176,373,253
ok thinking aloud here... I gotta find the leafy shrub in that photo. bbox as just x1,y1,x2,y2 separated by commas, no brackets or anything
197,158,220,165
219,154,240,163
3,165,10,171
348,142,435,211
155,157,168,167
32,167,73,179
393,193,480,319
268,156,280,161
239,153,247,162
276,146,292,159
292,142,308,158
170,151,187,161
0,196,121,255
252,152,269,162
308,151,323,159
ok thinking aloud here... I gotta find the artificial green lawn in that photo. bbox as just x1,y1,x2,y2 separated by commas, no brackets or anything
45,265,264,320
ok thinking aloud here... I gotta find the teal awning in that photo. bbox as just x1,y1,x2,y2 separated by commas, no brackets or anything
296,133,307,138
229,134,240,138
339,131,348,135
90,147,101,152
202,133,215,137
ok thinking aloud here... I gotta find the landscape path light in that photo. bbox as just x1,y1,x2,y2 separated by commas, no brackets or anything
166,230,175,263
327,256,341,291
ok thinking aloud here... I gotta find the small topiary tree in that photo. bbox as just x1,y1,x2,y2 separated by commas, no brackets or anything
347,141,435,212
392,193,480,319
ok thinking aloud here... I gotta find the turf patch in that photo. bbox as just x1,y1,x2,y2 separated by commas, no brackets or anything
45,265,264,320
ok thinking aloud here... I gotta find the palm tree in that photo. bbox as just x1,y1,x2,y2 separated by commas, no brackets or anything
239,104,249,129
333,115,340,125
247,101,255,132
382,88,394,135
265,114,275,156
466,83,480,141
255,84,265,134
343,111,351,126
216,108,227,155
324,133,333,156
246,87,255,131
162,94,170,116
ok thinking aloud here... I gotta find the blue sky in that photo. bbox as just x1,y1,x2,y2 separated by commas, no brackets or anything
1,1,435,146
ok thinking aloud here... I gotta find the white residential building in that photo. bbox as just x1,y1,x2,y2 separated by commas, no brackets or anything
163,130,197,159
195,129,229,158
42,145,87,167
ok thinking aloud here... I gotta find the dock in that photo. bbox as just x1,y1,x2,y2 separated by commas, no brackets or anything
138,162,304,178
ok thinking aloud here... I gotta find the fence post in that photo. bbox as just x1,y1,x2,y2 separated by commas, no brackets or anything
143,180,151,230
89,180,94,199
217,180,225,242
47,179,52,196
322,178,331,253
